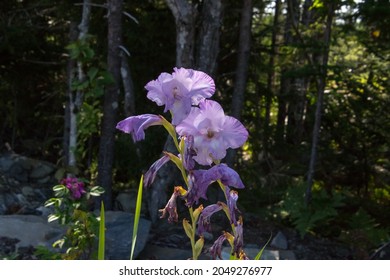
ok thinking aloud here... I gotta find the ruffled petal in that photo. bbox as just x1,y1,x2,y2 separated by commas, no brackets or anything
221,116,249,149
176,100,247,165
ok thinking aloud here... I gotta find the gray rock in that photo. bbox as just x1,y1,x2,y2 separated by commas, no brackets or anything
22,186,35,197
270,230,288,249
30,161,55,180
0,154,57,214
280,250,296,260
114,190,137,212
0,154,17,172
9,163,28,182
104,211,151,260
0,153,55,184
0,211,152,260
0,215,64,248
0,195,6,214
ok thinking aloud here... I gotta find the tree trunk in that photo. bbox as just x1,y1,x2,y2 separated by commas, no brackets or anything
230,0,253,120
275,0,301,149
146,0,223,223
226,0,253,166
305,3,335,205
263,0,281,160
195,0,222,76
120,52,135,116
68,0,91,171
64,21,78,169
97,0,123,210
165,0,196,67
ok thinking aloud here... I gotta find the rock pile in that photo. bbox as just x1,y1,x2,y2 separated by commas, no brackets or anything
0,152,152,260
0,153,56,215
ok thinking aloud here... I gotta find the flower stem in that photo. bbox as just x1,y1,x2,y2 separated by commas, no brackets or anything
188,207,198,260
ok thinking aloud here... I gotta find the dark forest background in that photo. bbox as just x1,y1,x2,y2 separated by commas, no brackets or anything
1,0,389,257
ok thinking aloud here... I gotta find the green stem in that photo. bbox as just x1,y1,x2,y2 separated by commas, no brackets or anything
163,120,198,260
188,207,197,260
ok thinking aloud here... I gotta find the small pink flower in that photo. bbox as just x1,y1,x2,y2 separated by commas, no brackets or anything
61,177,86,200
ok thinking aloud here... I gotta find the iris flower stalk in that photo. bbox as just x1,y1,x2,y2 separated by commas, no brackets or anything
117,67,249,260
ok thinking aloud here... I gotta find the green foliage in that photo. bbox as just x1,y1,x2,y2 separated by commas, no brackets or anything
65,33,115,177
130,175,144,260
255,233,273,260
340,208,390,254
44,179,105,259
279,181,345,238
34,245,62,260
66,35,96,62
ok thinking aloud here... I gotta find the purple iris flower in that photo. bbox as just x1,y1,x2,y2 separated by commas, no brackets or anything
209,234,227,260
116,114,163,142
233,219,244,257
197,203,223,236
176,100,248,165
144,154,170,187
225,186,240,226
145,67,215,125
61,177,86,200
182,135,196,171
186,164,245,206
159,187,181,223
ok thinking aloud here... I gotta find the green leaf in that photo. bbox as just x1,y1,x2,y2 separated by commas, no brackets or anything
193,236,204,260
193,205,203,223
100,71,115,85
44,198,61,207
254,233,273,260
98,201,105,260
130,175,143,260
182,219,193,239
87,67,99,81
54,168,66,181
89,186,105,196
53,185,66,192
52,239,65,249
48,214,60,223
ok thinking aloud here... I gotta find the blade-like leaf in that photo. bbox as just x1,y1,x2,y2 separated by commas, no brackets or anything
130,175,143,260
255,233,273,260
98,201,105,260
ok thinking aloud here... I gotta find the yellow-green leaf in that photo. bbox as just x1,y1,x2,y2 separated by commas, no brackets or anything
183,219,193,239
194,236,204,260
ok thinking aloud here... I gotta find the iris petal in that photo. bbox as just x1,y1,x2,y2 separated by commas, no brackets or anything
145,68,215,125
185,164,245,206
176,100,248,165
144,154,170,188
116,114,163,142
